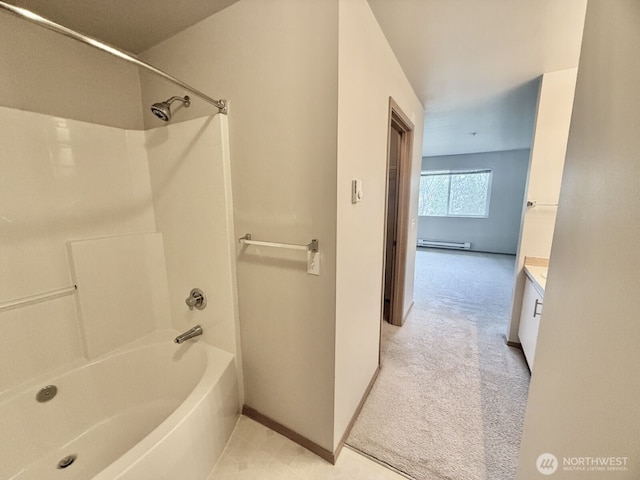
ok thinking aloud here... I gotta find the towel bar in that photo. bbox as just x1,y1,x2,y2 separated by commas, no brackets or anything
0,285,77,312
238,234,320,275
239,234,318,253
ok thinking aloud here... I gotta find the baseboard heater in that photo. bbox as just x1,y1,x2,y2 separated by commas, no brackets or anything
417,239,471,250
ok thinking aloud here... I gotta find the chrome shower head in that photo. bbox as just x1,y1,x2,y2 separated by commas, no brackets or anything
150,103,170,121
150,95,191,122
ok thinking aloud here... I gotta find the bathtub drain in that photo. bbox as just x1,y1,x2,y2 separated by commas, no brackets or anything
36,385,57,403
57,454,77,469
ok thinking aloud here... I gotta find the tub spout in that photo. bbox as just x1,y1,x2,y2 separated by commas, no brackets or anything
174,325,203,344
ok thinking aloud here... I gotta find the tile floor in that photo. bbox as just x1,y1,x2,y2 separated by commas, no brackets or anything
208,416,410,480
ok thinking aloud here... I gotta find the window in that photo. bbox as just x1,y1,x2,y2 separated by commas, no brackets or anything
418,169,492,217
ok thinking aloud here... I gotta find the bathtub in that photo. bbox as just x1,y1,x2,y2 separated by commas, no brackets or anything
0,330,239,480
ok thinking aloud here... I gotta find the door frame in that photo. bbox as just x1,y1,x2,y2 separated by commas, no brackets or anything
381,97,414,329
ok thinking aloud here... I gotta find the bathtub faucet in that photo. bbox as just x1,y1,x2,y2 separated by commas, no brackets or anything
174,325,203,344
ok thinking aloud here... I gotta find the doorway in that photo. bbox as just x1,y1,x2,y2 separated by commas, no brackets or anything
382,98,413,327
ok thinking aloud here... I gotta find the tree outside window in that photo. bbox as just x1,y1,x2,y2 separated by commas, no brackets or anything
418,170,492,218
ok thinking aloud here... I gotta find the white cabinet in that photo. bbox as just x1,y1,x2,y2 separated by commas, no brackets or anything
519,277,544,370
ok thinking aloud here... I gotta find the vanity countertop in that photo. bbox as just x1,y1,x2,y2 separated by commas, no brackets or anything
524,264,547,296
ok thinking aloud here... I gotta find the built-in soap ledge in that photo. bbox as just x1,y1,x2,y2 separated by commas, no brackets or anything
523,257,549,296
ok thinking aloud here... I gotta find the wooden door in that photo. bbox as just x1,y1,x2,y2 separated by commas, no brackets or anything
382,98,414,327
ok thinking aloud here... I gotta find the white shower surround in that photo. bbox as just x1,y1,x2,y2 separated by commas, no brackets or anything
0,106,242,476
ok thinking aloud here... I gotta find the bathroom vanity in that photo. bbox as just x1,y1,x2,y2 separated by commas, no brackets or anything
518,261,548,371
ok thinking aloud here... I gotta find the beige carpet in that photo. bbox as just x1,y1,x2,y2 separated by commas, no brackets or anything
346,248,530,480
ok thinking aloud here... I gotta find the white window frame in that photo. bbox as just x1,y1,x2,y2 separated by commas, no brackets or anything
418,169,493,218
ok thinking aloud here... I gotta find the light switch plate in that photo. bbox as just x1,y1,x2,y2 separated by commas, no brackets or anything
352,179,363,203
307,250,320,275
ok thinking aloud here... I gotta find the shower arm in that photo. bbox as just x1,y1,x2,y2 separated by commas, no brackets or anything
0,1,228,114
165,96,190,106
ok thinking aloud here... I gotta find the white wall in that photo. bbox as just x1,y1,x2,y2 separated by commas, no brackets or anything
334,0,424,450
517,1,640,477
145,116,243,398
418,149,530,255
0,106,155,393
140,0,424,453
139,0,339,451
507,69,577,343
0,13,144,129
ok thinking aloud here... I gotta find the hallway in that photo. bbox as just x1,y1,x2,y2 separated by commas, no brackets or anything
347,248,530,480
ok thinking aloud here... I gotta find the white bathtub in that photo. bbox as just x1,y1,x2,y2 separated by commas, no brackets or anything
0,331,239,480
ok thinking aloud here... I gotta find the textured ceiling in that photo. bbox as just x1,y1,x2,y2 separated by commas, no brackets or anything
367,0,588,156
7,0,240,53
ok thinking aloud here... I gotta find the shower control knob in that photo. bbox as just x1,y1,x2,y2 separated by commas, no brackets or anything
185,288,207,310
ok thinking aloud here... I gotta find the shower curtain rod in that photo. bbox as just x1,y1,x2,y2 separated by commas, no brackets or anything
0,1,228,114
